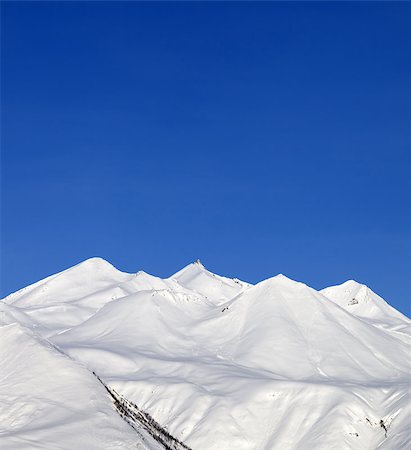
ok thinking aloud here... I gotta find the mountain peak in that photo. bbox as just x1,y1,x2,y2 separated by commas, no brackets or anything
73,257,119,272
321,279,370,303
169,261,248,304
321,280,409,326
170,260,209,280
259,273,304,289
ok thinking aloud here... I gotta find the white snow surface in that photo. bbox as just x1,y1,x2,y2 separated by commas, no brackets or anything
1,257,410,450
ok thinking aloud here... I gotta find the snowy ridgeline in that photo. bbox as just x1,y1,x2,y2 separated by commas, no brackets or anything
1,257,410,450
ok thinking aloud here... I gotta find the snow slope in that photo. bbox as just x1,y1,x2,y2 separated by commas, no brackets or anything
0,319,142,450
2,258,410,450
321,280,410,334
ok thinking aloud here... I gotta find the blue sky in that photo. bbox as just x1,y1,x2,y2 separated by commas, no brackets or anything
1,2,410,315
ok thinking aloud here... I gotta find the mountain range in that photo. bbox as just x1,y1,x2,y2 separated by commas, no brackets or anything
1,258,410,449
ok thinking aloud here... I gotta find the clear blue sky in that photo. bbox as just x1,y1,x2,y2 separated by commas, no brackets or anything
1,2,410,315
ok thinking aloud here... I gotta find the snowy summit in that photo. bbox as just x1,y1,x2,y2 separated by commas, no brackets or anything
1,258,410,450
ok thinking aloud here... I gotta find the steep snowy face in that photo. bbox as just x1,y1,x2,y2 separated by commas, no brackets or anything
1,258,410,450
4,257,130,307
2,258,136,336
321,280,410,333
0,323,143,450
170,260,251,304
201,274,410,381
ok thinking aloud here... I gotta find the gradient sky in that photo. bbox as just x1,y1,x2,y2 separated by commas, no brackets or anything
1,2,410,315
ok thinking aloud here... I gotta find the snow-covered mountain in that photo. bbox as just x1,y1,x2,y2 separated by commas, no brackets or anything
1,258,410,449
